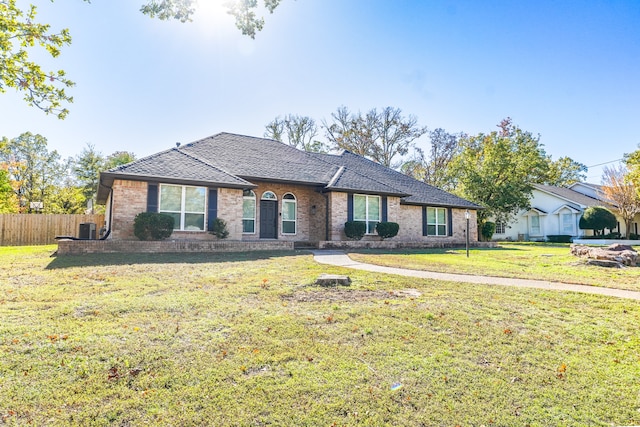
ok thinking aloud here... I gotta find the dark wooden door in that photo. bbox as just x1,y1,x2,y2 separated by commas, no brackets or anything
260,200,277,238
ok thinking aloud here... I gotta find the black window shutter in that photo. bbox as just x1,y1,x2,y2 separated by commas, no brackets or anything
422,206,427,236
347,193,354,221
381,196,388,222
147,183,158,213
448,208,453,236
207,188,218,231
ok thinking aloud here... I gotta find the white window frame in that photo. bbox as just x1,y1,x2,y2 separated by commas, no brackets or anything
561,212,575,235
262,191,277,201
495,221,506,234
530,214,541,236
426,207,448,236
242,190,256,234
281,193,297,235
354,194,381,235
159,184,207,232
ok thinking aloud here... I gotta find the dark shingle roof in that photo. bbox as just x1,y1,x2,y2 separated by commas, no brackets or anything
180,133,339,185
318,151,481,208
106,147,252,187
98,132,480,209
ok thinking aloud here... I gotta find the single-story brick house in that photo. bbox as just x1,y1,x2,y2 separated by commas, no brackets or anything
96,133,481,244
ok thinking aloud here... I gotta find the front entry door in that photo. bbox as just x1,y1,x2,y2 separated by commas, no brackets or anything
260,200,277,238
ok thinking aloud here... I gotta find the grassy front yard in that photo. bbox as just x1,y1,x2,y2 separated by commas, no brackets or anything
1,245,639,426
349,242,640,291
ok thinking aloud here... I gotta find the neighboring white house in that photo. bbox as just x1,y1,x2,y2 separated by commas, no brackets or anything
493,183,639,241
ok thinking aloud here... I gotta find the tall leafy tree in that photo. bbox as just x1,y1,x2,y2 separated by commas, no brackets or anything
540,156,587,186
449,118,548,227
141,0,283,38
46,184,86,214
0,0,74,118
0,167,19,213
400,128,462,191
265,115,327,153
0,132,67,212
324,106,427,168
73,143,105,202
600,164,640,238
623,145,640,189
105,151,136,170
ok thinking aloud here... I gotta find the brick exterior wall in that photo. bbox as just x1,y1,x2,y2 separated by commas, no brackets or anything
397,205,477,243
107,179,327,243
106,179,478,245
110,179,147,240
217,188,243,240
328,192,348,240
243,183,326,242
326,191,478,243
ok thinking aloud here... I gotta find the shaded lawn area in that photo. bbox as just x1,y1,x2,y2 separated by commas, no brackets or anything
0,245,639,426
348,242,640,292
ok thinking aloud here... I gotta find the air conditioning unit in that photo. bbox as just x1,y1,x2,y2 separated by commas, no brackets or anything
79,223,97,240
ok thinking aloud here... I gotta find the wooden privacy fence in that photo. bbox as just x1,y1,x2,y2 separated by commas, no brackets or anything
0,214,105,246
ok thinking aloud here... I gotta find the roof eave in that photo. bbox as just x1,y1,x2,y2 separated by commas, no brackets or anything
323,186,409,198
99,171,256,190
400,200,484,209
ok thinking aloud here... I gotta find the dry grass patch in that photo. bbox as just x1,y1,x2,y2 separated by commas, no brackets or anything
0,245,638,426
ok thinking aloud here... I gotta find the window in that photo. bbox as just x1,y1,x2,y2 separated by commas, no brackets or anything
262,191,277,200
242,190,256,233
354,194,381,234
562,213,574,234
426,207,447,236
495,221,506,234
159,184,206,231
282,193,297,234
530,214,541,236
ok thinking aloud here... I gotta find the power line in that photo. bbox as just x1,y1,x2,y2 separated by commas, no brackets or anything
587,159,623,168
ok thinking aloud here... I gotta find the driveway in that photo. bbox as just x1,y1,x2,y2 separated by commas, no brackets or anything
311,250,640,301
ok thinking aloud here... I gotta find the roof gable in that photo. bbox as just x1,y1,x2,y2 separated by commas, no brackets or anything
533,184,606,208
318,151,481,208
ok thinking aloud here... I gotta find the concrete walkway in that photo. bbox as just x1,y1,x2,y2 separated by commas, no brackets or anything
311,250,640,301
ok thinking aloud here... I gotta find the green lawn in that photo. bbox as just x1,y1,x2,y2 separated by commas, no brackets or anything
0,245,639,426
349,242,640,291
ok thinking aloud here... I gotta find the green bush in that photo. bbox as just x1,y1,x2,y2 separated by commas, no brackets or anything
344,221,366,240
546,235,572,243
376,222,399,240
579,206,617,235
133,212,174,241
480,221,496,241
630,233,639,240
210,218,229,239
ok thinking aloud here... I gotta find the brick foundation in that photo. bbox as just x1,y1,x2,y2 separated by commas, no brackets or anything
57,239,294,255
318,240,495,250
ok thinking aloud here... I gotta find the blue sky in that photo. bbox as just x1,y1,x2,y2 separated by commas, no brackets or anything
1,0,638,182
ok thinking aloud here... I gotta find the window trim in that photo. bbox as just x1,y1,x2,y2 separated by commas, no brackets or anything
159,184,207,232
495,221,506,234
529,214,541,236
281,193,297,235
426,206,448,237
242,190,256,234
353,194,381,235
261,191,277,200
561,212,574,235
